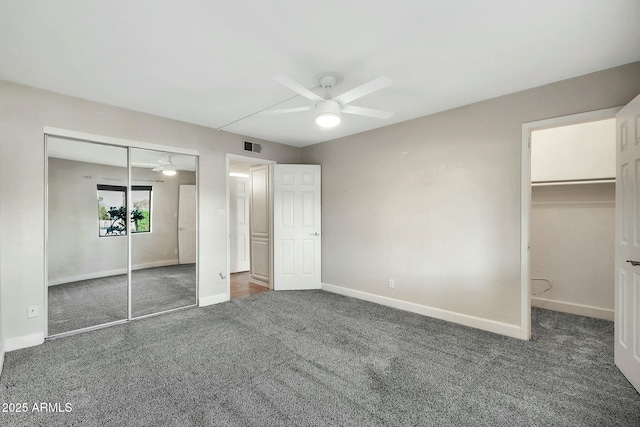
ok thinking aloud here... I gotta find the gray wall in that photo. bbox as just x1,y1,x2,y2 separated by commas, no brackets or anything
302,62,640,328
0,80,300,343
47,157,196,283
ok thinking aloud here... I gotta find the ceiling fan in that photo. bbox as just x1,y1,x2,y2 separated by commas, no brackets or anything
261,73,393,128
152,156,176,176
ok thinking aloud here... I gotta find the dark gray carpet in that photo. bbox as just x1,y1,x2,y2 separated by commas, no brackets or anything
48,264,196,335
2,291,638,426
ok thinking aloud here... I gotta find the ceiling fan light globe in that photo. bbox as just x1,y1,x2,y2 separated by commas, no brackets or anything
316,112,340,128
162,164,177,176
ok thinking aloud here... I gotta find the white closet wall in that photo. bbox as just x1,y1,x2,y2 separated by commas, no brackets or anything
531,119,615,182
530,119,615,320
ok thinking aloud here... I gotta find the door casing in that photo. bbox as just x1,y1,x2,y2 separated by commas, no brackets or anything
520,107,622,340
225,154,276,297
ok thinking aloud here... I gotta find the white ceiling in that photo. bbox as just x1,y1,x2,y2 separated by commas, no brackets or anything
2,1,639,147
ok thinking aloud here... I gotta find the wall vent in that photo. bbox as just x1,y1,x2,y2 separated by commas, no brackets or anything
244,141,262,154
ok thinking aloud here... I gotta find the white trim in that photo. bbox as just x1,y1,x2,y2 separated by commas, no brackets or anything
321,283,523,339
43,127,199,156
131,259,180,270
199,293,229,307
47,259,180,286
531,297,614,321
5,332,45,352
520,107,622,341
195,156,200,306
268,164,275,289
226,153,276,163
127,147,133,320
44,134,50,337
44,127,200,337
521,122,532,340
522,107,621,133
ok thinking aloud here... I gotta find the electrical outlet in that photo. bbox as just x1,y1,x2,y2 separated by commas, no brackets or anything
388,279,395,289
27,305,38,318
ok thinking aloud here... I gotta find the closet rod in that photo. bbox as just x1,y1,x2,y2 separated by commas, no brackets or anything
532,177,615,187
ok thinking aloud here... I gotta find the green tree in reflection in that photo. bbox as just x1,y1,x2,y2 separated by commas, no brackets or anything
105,206,144,235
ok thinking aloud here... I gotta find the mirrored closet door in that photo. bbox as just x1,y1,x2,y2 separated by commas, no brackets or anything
47,137,129,335
47,137,198,337
130,148,197,318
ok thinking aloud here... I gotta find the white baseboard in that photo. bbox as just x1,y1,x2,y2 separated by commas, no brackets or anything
48,259,180,286
531,297,614,321
132,259,180,271
322,283,523,339
5,332,45,352
199,293,229,307
49,267,127,286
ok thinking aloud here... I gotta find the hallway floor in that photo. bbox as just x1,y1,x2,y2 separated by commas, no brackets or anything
230,271,269,300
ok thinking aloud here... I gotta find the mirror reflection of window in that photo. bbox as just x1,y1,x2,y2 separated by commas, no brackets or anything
97,185,127,236
97,185,153,236
132,186,152,233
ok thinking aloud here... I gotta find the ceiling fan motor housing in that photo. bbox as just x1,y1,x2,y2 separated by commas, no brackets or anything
315,100,341,127
316,100,340,115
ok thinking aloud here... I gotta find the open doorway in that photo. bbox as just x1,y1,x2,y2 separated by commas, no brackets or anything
521,107,620,338
226,154,275,300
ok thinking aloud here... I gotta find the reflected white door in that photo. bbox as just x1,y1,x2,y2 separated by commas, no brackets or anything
615,93,640,393
230,176,250,273
273,164,321,290
178,184,196,264
250,165,271,284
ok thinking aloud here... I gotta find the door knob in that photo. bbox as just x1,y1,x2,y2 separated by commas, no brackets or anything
626,260,640,266
310,232,320,236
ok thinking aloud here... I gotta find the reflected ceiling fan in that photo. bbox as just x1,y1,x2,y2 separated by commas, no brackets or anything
261,73,393,127
152,155,176,176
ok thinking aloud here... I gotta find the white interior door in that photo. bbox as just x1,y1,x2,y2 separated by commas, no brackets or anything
273,164,321,290
178,184,196,264
615,93,640,393
230,176,250,273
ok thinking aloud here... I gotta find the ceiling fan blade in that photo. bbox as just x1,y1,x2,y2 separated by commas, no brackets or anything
341,105,394,119
260,106,314,116
334,77,392,105
274,75,324,101
152,166,163,171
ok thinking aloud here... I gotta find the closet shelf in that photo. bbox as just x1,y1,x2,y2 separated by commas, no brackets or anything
532,178,615,187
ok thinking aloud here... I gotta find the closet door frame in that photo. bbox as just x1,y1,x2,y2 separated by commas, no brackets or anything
520,107,621,341
44,127,199,338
